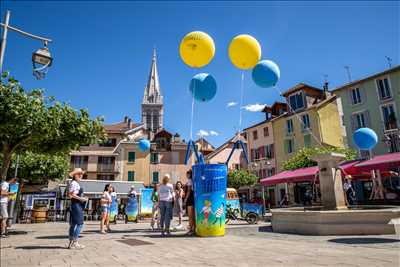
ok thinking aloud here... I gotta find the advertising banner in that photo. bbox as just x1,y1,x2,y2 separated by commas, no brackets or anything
8,182,19,201
193,164,227,237
140,188,153,215
125,194,138,222
108,194,118,223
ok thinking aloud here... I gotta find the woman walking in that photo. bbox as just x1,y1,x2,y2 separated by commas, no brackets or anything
100,184,112,234
174,181,184,230
150,184,159,230
158,174,174,236
67,168,87,249
184,170,195,235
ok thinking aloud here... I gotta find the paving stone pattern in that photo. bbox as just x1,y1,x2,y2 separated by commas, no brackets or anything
1,220,399,267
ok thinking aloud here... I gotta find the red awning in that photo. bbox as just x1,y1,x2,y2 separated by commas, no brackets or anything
260,166,318,186
339,160,364,176
355,152,400,172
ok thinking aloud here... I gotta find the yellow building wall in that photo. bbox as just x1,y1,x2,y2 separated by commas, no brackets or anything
122,146,151,185
316,100,345,148
273,109,322,172
273,100,345,172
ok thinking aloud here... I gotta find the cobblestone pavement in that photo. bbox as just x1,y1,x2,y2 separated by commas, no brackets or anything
1,220,399,267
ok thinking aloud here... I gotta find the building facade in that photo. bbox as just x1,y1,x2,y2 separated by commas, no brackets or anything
333,66,400,156
70,117,141,181
243,102,288,206
205,135,246,171
272,83,345,172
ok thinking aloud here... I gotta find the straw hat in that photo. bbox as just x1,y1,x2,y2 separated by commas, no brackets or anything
69,168,85,177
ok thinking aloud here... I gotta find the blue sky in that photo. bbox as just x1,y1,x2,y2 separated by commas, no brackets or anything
1,1,399,147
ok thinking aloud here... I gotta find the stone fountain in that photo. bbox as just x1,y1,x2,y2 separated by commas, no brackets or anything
271,152,400,235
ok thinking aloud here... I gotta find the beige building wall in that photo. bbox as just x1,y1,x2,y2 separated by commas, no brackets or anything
317,100,345,148
206,143,244,170
118,143,151,184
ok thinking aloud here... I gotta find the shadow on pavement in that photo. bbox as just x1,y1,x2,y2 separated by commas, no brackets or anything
328,238,400,244
82,228,155,234
135,233,195,239
8,230,28,235
15,245,67,250
36,235,70,239
258,225,273,233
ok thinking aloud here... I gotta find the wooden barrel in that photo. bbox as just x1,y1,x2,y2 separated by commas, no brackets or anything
32,207,48,223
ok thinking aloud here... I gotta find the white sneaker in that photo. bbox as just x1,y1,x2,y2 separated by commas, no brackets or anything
73,242,85,249
175,224,183,230
69,241,85,249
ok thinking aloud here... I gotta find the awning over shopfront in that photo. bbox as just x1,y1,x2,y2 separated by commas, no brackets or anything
260,166,318,186
65,179,145,198
260,153,400,187
355,152,400,172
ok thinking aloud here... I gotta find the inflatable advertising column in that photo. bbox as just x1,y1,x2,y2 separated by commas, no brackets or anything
193,164,227,237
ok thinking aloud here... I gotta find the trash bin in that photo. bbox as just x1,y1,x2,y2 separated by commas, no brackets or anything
193,163,227,237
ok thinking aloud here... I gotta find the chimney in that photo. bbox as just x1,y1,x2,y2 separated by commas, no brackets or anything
127,118,132,128
323,81,329,91
323,76,331,98
124,116,129,123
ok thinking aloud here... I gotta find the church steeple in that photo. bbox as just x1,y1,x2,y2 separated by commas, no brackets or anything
142,49,164,132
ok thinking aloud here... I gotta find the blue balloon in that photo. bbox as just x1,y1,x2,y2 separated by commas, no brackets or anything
352,128,378,150
252,60,280,88
189,73,217,102
138,139,151,152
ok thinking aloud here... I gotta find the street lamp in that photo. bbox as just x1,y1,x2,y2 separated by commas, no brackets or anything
32,41,53,79
0,10,53,79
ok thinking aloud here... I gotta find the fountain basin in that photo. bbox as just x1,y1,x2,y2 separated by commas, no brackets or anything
271,206,400,235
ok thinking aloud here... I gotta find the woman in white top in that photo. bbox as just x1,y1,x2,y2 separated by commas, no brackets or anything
100,184,112,234
68,168,88,249
157,174,174,236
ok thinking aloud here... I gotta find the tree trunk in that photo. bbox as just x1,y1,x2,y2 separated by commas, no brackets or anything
1,144,12,180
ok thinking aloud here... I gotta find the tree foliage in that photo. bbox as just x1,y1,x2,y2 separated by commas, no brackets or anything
0,73,106,180
227,169,258,189
282,146,357,171
6,151,70,184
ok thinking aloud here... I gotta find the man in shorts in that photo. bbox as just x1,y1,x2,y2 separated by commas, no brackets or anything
1,177,17,238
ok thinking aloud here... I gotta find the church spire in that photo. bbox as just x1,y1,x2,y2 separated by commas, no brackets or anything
143,48,162,104
141,49,164,132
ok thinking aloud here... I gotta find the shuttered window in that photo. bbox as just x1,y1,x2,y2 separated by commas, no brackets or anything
128,152,135,163
128,171,135,181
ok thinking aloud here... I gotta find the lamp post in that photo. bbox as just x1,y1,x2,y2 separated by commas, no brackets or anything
0,10,53,79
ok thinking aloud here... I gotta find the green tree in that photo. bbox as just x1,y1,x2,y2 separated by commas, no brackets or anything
0,73,106,180
282,147,357,171
7,151,70,184
227,169,258,189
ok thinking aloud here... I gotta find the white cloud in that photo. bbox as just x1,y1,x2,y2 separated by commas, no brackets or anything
226,102,238,107
242,104,266,112
209,130,219,136
197,130,209,136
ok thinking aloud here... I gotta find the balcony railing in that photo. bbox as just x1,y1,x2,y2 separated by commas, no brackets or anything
97,164,115,172
384,128,400,153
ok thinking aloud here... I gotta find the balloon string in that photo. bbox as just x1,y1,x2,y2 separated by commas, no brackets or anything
272,85,323,147
190,80,196,140
238,71,245,134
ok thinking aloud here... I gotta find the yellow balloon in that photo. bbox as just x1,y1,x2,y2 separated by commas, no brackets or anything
179,31,215,68
229,34,261,70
